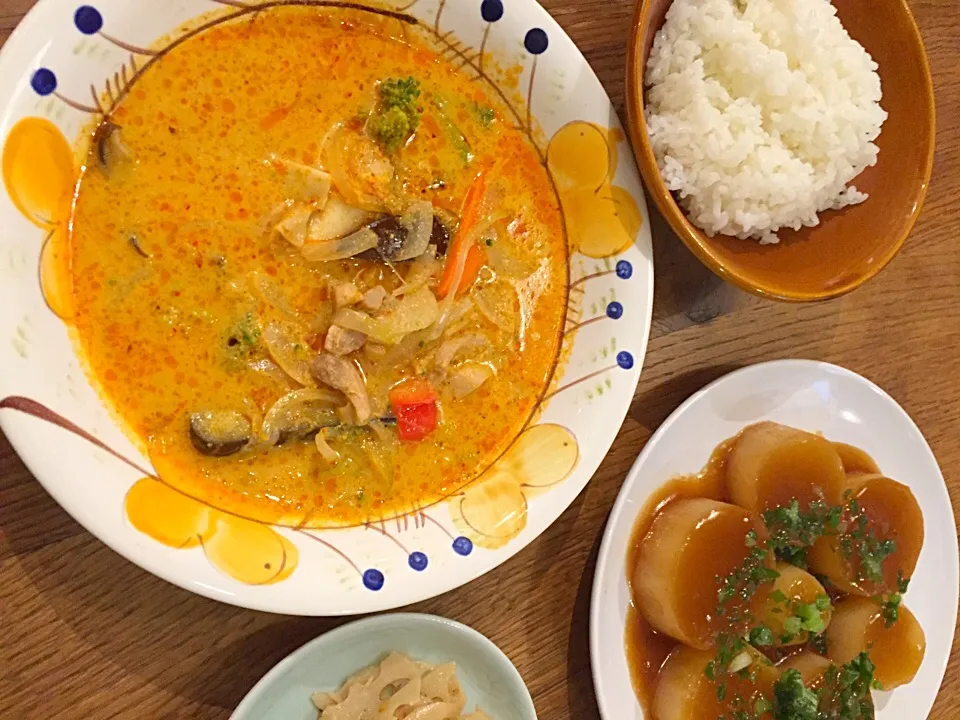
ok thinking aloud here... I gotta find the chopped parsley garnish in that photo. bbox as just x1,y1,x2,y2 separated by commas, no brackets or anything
749,625,775,646
764,495,897,585
763,499,841,567
819,653,878,719
770,653,877,720
716,532,780,616
367,77,422,153
773,669,819,720
879,573,908,627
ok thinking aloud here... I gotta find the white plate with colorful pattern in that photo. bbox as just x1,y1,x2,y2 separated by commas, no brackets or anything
0,0,653,614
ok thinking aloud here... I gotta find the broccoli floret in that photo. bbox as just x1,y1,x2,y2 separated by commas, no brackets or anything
368,77,421,153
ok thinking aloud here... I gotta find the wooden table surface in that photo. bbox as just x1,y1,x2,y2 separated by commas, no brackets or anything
2,0,959,718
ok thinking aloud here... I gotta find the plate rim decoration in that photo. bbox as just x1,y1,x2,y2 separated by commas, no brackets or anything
0,0,654,614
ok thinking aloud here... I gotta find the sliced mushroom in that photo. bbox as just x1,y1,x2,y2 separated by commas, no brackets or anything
276,408,339,445
366,215,407,260
93,121,134,176
431,215,451,256
189,411,251,456
311,354,372,424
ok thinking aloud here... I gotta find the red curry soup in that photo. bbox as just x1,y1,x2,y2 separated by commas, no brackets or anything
68,6,568,527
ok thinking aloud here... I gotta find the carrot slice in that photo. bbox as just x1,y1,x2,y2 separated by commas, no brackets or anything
437,172,488,299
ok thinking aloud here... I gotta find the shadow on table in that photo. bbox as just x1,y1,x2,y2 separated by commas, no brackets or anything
565,517,605,719
1,455,345,715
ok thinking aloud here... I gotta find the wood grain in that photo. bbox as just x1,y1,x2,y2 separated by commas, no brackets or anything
1,0,959,718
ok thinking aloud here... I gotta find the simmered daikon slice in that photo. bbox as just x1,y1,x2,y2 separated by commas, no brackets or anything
633,498,770,649
825,596,926,689
809,474,923,596
653,645,777,720
777,651,833,691
755,563,832,646
727,423,846,513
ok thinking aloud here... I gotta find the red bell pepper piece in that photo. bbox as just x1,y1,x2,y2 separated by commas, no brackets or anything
389,379,439,441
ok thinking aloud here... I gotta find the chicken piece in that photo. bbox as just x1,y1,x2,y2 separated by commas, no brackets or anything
333,281,363,309
311,354,372,424
324,325,366,356
361,285,388,311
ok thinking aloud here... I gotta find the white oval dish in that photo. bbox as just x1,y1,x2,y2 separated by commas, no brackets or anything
230,613,536,720
0,0,653,614
590,359,958,719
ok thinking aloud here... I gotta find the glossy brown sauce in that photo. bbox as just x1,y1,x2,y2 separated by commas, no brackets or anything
624,439,733,711
623,433,885,715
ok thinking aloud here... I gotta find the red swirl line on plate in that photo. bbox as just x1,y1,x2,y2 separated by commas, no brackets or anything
296,529,361,576
569,269,615,289
541,364,618,402
563,315,607,337
364,521,409,555
0,396,154,477
421,511,454,539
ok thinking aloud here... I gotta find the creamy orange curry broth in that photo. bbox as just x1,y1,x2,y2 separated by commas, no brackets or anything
69,7,567,527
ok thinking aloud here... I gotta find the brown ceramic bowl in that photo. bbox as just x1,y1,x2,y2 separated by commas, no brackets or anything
627,0,935,301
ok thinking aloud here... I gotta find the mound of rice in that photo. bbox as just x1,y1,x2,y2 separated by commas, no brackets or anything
644,0,887,244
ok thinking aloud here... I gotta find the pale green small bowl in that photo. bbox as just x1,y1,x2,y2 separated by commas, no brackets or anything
230,613,537,719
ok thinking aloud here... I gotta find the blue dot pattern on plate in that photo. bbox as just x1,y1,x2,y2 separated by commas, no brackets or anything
74,6,104,35
30,68,57,96
616,260,633,279
362,568,384,591
616,351,634,370
524,28,549,55
408,552,428,571
452,537,473,556
606,301,623,320
481,0,504,23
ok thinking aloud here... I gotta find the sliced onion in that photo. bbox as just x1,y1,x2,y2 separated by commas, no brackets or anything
305,195,375,245
262,321,315,386
394,253,442,297
333,288,439,345
448,362,495,398
472,286,517,334
485,236,533,280
301,227,379,262
368,419,396,444
249,271,296,316
247,357,289,384
727,650,754,674
315,428,340,463
393,201,434,261
432,297,473,338
436,333,486,371
322,126,395,212
261,388,343,445
273,204,314,248
379,327,432,368
266,155,332,206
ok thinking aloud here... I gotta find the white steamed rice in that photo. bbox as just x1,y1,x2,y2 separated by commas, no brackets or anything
644,0,887,244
